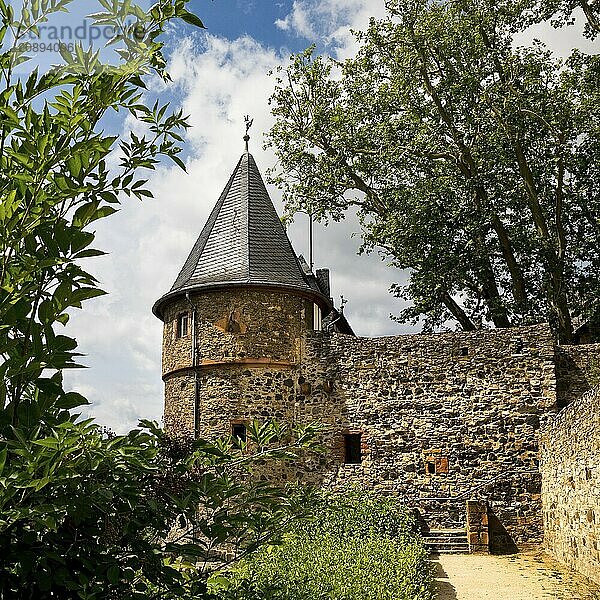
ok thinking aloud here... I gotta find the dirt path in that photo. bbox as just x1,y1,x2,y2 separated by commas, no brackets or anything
433,551,600,600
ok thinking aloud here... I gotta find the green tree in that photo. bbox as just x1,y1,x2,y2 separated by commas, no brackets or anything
0,417,320,599
0,2,320,598
267,0,600,341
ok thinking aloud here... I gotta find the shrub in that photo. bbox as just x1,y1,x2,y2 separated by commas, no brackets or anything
212,490,434,600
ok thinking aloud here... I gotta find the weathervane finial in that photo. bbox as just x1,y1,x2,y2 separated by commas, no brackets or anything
243,115,253,152
340,295,348,314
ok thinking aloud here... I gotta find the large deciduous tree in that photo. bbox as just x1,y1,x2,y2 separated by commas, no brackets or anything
267,0,600,341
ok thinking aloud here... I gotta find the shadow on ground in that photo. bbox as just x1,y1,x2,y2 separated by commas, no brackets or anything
431,558,458,600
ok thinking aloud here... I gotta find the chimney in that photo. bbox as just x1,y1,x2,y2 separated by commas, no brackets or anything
316,268,331,298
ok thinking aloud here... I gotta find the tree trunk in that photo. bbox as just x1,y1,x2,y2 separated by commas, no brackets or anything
441,291,477,331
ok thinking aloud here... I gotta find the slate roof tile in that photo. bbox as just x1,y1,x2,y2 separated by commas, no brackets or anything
153,151,328,319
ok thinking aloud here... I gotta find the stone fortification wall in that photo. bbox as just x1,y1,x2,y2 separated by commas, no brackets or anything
167,321,556,545
555,343,600,408
299,324,556,545
160,285,558,546
541,386,600,584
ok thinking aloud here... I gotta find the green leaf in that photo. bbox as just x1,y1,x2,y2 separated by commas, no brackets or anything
170,154,187,171
0,106,19,124
180,10,205,28
71,287,106,304
0,448,7,476
73,249,107,259
56,392,89,410
73,201,99,227
107,565,120,585
66,154,82,178
32,438,60,449
94,206,118,221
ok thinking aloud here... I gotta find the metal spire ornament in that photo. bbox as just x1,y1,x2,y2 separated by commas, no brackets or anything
243,115,253,152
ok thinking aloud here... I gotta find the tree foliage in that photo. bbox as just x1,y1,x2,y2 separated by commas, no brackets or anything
267,0,600,340
0,418,321,599
0,0,195,429
0,2,320,598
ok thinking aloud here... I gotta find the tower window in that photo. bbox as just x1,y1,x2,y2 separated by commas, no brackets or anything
344,434,362,464
232,423,247,443
313,303,322,331
176,313,189,338
460,347,469,357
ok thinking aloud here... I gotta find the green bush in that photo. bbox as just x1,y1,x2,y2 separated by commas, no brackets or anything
212,491,434,600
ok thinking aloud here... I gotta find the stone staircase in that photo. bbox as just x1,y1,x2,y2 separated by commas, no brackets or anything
424,528,469,554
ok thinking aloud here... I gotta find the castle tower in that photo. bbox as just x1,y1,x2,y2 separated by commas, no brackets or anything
153,141,351,439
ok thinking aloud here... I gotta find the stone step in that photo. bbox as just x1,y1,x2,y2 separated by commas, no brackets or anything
427,528,466,536
425,539,468,545
424,528,469,555
418,519,466,531
425,544,469,554
426,536,468,544
427,546,470,555
425,542,469,547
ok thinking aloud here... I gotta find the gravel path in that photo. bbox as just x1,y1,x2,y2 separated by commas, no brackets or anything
433,551,600,600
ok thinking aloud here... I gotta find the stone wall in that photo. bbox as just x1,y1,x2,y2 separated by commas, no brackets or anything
555,343,600,408
163,302,557,545
161,288,313,377
162,288,313,434
299,325,556,545
540,386,600,584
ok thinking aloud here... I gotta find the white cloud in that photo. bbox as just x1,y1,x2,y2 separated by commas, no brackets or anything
274,8,315,38
274,0,387,58
514,8,598,57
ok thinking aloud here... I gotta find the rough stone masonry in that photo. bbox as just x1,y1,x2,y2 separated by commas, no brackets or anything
153,144,600,563
160,284,557,547
541,384,600,584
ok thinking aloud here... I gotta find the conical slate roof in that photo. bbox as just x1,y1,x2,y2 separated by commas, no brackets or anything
153,151,329,319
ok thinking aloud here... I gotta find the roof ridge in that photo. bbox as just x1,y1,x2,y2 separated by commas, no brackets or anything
245,151,251,272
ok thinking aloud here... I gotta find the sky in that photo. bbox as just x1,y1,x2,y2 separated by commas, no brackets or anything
54,0,597,432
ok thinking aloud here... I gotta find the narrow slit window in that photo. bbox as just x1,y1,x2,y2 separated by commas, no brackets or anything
232,423,247,444
313,303,322,331
426,461,436,475
176,313,189,338
344,433,362,464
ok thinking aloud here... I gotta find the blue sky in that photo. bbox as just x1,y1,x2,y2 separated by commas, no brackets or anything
189,1,305,50
50,0,596,432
